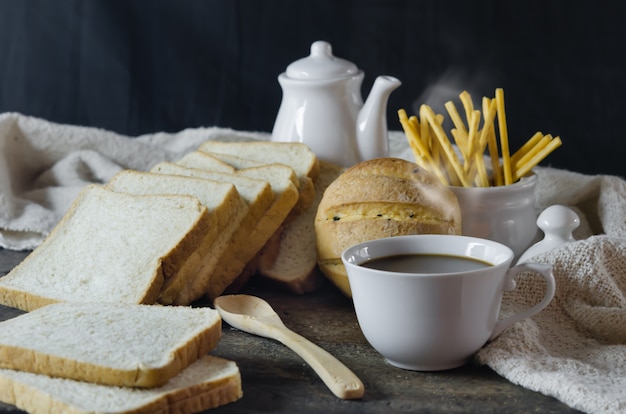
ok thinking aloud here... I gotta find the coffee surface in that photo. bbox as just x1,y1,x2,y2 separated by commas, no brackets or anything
361,253,492,273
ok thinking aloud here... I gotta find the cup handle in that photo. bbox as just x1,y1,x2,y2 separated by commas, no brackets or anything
489,263,556,340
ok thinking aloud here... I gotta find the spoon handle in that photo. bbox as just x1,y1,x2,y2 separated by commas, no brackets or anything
274,327,364,399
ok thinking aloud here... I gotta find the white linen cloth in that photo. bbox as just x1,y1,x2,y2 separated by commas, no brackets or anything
0,112,261,250
1,112,626,413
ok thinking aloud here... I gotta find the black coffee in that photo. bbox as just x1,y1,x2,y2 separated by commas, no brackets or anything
361,253,492,273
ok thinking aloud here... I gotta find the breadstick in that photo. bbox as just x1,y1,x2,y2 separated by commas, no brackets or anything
419,105,431,151
407,134,425,163
408,115,424,155
451,128,463,159
495,88,513,185
409,115,420,136
464,110,482,184
431,114,461,186
398,109,424,159
398,109,449,185
426,110,453,181
513,134,551,173
514,136,562,181
459,90,474,125
471,100,496,187
422,105,470,187
429,113,457,185
444,100,469,136
483,97,502,186
399,89,561,188
467,147,490,188
511,131,544,165
464,110,481,170
444,100,469,158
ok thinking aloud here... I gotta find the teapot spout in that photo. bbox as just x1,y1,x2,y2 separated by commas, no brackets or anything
356,75,401,161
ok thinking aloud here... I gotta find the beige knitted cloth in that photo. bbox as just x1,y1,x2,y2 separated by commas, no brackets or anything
474,166,626,414
1,115,625,413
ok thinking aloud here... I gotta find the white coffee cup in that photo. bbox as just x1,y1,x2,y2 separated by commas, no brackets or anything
342,234,555,371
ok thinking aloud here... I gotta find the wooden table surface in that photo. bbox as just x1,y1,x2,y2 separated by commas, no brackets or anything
0,248,582,414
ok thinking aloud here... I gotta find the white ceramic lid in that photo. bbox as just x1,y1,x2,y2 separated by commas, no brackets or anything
285,41,358,80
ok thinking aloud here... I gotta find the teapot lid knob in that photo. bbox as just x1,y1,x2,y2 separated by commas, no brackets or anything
285,41,359,80
310,40,333,57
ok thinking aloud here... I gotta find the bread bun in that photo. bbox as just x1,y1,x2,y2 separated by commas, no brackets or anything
314,158,462,297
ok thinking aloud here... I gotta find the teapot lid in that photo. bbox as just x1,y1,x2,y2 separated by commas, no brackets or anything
285,41,358,80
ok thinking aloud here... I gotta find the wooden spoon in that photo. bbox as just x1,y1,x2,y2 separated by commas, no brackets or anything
214,294,364,399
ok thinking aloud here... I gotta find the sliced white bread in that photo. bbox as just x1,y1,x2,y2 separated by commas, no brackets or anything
105,170,246,304
235,162,312,277
198,140,319,179
150,162,282,303
146,163,252,305
175,152,303,297
0,355,241,413
258,161,345,293
177,150,236,174
178,152,302,228
0,185,210,311
0,302,222,388
237,161,313,215
202,149,315,213
197,150,263,169
193,149,318,270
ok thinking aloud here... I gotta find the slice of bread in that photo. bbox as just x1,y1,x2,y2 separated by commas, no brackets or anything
198,140,320,181
177,151,236,174
195,150,264,169
0,185,210,311
105,170,245,304
257,160,345,293
237,162,313,215
191,149,321,281
0,355,241,413
150,162,283,303
203,150,315,213
175,151,303,296
147,163,253,305
0,302,222,388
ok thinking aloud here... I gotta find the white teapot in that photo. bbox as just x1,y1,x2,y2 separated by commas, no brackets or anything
271,41,401,167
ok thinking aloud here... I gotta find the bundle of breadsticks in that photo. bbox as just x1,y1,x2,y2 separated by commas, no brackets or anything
398,88,562,187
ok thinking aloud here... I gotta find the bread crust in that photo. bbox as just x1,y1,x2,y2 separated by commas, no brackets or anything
198,141,320,181
257,160,344,294
315,158,462,296
0,355,242,413
0,303,222,388
0,186,208,311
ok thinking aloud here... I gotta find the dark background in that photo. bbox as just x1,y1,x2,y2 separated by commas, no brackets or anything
1,0,624,177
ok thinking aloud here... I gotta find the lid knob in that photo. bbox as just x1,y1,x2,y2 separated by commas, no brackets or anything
310,41,333,57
